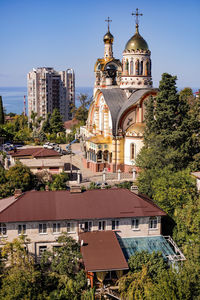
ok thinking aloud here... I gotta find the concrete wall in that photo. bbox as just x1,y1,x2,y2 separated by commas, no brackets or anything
1,216,161,259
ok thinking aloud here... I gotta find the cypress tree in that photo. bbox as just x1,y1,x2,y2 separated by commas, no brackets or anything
0,96,5,125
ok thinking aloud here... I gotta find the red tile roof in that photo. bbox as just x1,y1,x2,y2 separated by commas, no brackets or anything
80,231,128,272
9,148,60,158
0,189,166,223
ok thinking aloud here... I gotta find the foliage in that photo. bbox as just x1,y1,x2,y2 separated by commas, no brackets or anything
115,181,133,190
0,236,42,300
41,233,87,299
88,182,101,190
42,113,51,133
0,162,36,198
118,250,200,300
0,95,5,125
73,94,92,125
50,109,65,134
128,251,168,280
6,161,35,191
49,172,69,191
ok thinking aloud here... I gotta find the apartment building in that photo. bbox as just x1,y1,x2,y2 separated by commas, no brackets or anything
27,67,75,122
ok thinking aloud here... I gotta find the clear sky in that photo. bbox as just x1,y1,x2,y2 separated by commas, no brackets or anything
0,0,199,89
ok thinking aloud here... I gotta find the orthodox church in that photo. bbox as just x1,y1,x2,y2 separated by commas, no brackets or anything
81,10,157,173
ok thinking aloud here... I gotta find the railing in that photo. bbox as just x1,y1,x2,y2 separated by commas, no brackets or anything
164,236,186,261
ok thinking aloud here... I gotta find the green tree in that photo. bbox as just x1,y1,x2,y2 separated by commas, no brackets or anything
49,109,65,134
0,236,42,300
128,251,168,280
5,161,35,192
50,172,69,190
41,233,87,299
73,94,92,125
0,95,5,125
42,112,51,133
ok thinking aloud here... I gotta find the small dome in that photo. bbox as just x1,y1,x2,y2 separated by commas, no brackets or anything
103,31,114,44
125,27,148,51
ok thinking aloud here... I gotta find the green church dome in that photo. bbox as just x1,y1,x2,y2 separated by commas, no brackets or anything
125,26,148,51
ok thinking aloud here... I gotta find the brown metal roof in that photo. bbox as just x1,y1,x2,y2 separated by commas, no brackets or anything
80,231,128,272
0,189,166,223
9,148,60,158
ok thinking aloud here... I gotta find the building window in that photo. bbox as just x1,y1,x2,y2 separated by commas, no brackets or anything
130,143,135,160
67,222,76,233
18,224,26,235
80,221,92,232
149,217,158,229
53,223,60,233
39,223,47,234
112,220,119,230
131,218,139,230
39,246,47,256
98,221,106,231
0,223,7,236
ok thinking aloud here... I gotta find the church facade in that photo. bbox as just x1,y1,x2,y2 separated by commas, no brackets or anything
81,12,157,173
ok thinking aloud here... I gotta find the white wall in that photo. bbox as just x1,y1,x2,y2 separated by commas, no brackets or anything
124,137,144,165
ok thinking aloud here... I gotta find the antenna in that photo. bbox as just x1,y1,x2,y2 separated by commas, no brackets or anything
23,95,26,116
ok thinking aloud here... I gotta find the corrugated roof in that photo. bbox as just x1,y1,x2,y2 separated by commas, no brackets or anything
100,88,127,135
0,189,166,223
9,148,60,158
0,196,17,213
80,231,128,272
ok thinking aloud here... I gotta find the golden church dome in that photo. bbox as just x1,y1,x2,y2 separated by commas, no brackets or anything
103,31,114,44
125,25,148,51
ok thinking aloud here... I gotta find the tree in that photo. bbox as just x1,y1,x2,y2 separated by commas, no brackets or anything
128,251,168,280
41,233,87,299
49,172,69,191
0,95,5,125
0,236,42,300
73,94,92,125
49,109,65,134
42,113,51,133
5,161,35,192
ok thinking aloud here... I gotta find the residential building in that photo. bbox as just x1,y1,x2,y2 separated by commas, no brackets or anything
0,188,185,285
27,67,75,122
8,147,61,165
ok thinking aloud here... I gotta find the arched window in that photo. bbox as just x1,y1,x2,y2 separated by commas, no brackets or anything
130,143,135,160
140,61,143,75
135,60,139,75
130,60,133,74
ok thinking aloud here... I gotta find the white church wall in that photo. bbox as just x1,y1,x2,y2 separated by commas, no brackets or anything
124,137,144,165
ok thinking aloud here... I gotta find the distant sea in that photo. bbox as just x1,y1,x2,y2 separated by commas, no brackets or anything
0,86,93,115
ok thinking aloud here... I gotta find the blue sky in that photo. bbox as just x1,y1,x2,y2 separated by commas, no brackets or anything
0,0,199,88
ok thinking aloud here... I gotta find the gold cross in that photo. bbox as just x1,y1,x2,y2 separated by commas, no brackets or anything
105,17,112,31
131,8,143,25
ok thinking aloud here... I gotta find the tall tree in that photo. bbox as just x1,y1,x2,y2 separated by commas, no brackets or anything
0,96,5,125
73,94,92,125
49,109,65,134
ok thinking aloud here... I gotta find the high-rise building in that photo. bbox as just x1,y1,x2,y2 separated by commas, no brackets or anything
27,67,75,122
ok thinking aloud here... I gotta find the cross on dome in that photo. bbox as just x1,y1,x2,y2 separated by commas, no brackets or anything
131,8,143,33
105,17,112,32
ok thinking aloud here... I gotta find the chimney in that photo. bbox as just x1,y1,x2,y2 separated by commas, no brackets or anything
14,189,22,198
70,185,82,193
130,185,139,195
45,185,49,191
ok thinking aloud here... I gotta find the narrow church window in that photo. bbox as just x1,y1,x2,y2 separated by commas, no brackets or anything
130,143,135,160
140,61,143,75
130,60,133,74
